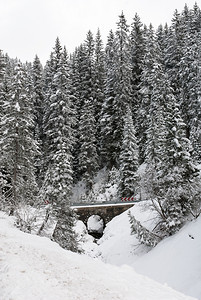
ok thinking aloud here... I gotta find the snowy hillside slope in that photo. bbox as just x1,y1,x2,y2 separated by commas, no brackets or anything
133,215,201,300
0,211,196,300
96,202,156,265
95,202,201,300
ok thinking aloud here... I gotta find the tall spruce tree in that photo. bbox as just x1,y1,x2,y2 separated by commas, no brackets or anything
178,31,201,160
0,52,11,209
101,13,133,168
143,60,167,208
94,29,106,121
0,61,39,213
138,24,159,162
76,33,99,190
130,13,145,122
78,98,99,190
100,30,116,168
144,60,200,235
119,107,139,198
31,55,45,184
69,48,82,183
113,12,133,165
94,29,106,154
32,55,44,141
41,39,79,251
160,91,200,234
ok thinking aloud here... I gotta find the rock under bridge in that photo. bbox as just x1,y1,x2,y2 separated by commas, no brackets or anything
71,201,136,227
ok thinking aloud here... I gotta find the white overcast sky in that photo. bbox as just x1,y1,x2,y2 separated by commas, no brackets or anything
0,0,198,64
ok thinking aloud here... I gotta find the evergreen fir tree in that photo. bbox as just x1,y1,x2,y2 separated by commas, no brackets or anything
138,24,159,162
130,13,145,121
100,30,116,168
75,33,99,189
159,87,200,234
94,29,106,153
69,48,82,183
113,12,133,147
0,52,11,209
0,61,39,213
41,40,79,251
119,107,139,198
94,29,106,118
31,55,45,184
78,98,99,190
32,55,44,141
143,62,168,204
178,31,201,160
144,61,200,235
101,13,133,168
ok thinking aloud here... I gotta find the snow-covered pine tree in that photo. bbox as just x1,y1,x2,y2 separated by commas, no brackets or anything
78,97,99,191
158,84,201,234
0,50,5,83
41,41,79,251
44,149,78,252
143,62,168,207
0,61,39,214
94,29,106,121
178,31,201,161
130,13,145,123
68,48,82,183
0,51,11,209
137,24,159,162
32,55,44,140
42,51,57,176
156,23,169,66
101,13,133,169
129,211,162,247
144,59,200,235
100,30,116,168
43,38,64,162
191,2,201,33
76,33,99,191
112,12,133,167
94,29,106,154
163,4,201,161
118,107,139,198
31,55,45,185
163,9,184,98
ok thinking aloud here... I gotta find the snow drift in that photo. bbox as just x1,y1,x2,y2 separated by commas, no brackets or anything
0,211,195,300
96,202,201,300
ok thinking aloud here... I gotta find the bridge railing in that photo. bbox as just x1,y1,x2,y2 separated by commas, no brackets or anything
71,198,141,207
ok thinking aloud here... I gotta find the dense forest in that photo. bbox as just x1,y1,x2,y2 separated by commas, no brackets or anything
0,4,200,251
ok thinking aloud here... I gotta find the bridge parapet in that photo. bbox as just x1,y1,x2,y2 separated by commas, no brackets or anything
72,202,136,227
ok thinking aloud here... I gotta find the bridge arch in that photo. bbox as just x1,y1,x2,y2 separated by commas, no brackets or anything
87,214,105,238
72,202,135,229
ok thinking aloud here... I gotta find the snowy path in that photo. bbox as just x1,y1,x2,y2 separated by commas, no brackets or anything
0,212,196,300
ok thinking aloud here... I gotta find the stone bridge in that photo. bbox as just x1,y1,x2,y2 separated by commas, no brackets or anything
71,201,136,227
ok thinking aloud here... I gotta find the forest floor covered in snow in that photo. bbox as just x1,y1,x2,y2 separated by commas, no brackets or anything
0,210,197,300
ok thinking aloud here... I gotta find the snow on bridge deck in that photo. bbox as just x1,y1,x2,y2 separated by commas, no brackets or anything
71,200,140,209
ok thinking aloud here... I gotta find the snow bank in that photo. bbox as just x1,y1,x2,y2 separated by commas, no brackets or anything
133,216,201,300
0,211,195,300
94,201,201,300
97,201,156,265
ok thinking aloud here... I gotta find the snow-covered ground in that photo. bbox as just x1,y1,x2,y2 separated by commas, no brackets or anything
0,211,196,300
86,202,201,300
